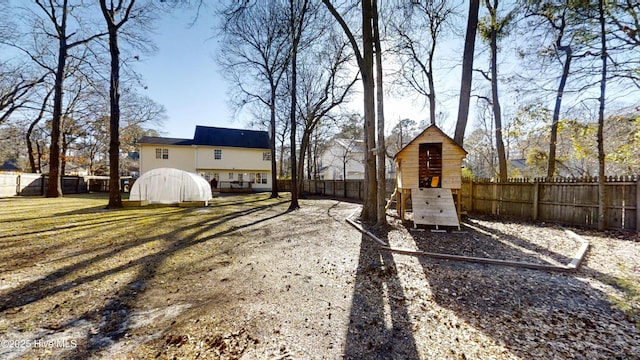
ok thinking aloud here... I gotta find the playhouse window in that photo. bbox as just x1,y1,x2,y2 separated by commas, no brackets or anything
419,143,442,188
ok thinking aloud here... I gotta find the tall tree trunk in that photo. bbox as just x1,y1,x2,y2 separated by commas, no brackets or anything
373,0,386,225
597,0,607,230
36,141,42,173
427,54,436,126
288,0,307,211
547,48,572,178
47,26,68,197
306,134,312,180
427,29,437,126
488,0,507,182
27,90,52,173
61,133,68,178
106,19,122,208
361,0,377,222
270,87,279,198
297,129,311,198
278,138,285,178
454,0,480,147
322,0,377,221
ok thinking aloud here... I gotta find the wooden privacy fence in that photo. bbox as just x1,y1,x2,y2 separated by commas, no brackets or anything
460,176,639,231
0,173,129,196
280,176,639,231
277,179,396,200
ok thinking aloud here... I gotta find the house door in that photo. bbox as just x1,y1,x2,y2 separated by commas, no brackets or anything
419,143,442,188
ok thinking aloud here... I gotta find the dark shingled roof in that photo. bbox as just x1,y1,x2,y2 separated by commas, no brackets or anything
0,159,21,171
192,126,270,149
138,136,193,146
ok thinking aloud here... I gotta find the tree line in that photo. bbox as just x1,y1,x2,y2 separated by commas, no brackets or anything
0,0,170,207
1,1,639,229
217,0,638,230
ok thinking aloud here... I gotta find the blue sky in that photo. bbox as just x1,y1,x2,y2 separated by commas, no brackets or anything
134,8,459,140
134,9,235,139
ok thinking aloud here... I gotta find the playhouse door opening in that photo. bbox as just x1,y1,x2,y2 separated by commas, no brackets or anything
419,143,442,188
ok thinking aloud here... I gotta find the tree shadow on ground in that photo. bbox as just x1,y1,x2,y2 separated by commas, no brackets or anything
404,217,640,359
343,235,420,359
0,197,288,359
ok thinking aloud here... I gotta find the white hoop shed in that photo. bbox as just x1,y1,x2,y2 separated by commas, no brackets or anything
129,168,212,205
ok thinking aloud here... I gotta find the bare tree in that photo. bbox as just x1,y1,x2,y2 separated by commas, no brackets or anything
389,0,456,126
218,2,291,199
27,0,107,197
99,0,150,208
27,88,54,173
0,63,48,124
372,0,386,224
287,0,310,211
322,0,378,222
294,32,358,199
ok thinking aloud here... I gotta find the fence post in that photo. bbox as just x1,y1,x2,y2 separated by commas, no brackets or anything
492,182,498,215
636,177,640,233
468,179,474,213
533,180,539,221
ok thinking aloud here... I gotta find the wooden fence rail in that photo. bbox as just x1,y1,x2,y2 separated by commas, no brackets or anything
460,177,639,231
280,176,639,231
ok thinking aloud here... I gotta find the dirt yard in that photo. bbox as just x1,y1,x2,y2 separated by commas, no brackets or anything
0,193,639,359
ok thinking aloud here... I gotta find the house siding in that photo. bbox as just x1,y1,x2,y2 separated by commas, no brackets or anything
195,146,272,191
138,128,273,192
195,146,270,171
140,145,196,174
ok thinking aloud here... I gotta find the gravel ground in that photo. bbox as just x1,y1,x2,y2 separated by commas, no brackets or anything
1,195,639,359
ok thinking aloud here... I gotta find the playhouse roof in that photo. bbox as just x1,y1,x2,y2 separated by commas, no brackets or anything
394,124,467,160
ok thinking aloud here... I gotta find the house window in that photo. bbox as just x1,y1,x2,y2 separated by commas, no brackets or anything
155,148,168,159
214,149,222,160
237,173,244,183
228,172,234,180
255,173,268,184
263,151,271,161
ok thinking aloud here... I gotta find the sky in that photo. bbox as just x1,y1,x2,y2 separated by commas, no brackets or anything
133,8,448,140
134,9,235,139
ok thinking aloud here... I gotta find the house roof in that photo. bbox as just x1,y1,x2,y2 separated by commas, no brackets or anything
138,136,193,146
0,159,21,171
192,126,270,149
394,124,467,159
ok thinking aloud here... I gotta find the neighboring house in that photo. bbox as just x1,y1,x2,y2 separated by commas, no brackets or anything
318,138,395,180
138,126,272,192
318,139,365,180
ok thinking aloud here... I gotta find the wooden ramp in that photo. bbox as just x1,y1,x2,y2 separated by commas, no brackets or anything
411,188,460,229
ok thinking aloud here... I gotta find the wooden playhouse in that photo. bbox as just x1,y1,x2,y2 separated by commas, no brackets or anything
392,124,467,228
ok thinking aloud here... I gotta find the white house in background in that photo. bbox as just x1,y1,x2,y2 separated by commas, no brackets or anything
138,126,272,192
318,138,396,180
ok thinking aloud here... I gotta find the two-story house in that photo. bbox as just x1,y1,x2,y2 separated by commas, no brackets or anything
139,126,272,191
318,138,396,180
